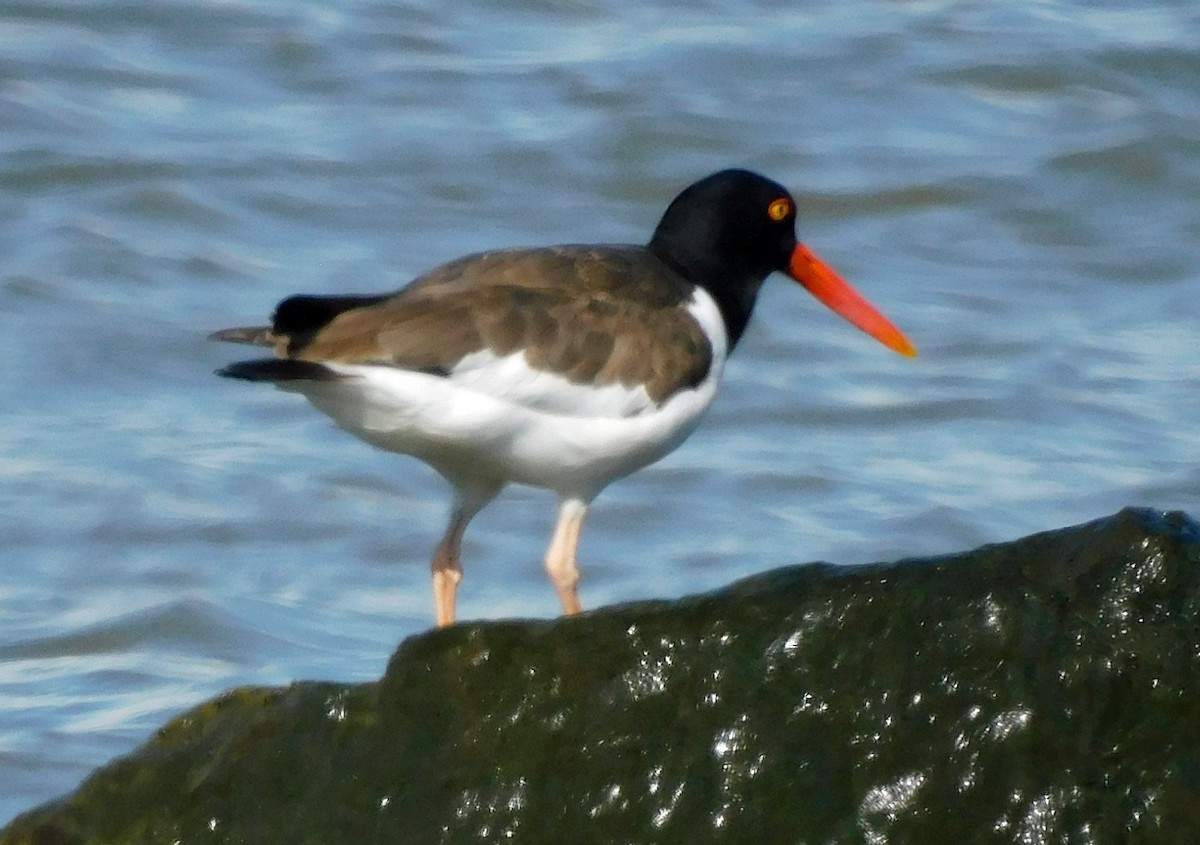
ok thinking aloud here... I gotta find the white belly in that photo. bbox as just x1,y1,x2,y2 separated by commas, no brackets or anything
291,361,718,499
280,288,729,500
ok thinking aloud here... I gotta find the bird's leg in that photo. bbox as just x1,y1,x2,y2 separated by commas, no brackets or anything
431,479,501,627
544,497,589,616
431,510,470,628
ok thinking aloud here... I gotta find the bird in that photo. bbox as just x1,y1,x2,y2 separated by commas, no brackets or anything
210,169,916,627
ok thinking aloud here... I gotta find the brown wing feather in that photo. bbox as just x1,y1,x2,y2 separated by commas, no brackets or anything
208,326,277,347
277,246,714,403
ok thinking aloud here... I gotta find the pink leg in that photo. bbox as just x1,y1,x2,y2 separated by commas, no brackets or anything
431,480,500,627
431,511,470,628
544,498,588,616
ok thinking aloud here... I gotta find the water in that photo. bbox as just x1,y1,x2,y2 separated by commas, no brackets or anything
1,0,1197,822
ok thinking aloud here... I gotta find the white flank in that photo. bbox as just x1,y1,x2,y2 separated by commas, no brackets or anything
447,348,655,418
280,289,729,501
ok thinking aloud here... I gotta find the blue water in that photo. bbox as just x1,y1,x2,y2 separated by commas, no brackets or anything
2,0,1198,822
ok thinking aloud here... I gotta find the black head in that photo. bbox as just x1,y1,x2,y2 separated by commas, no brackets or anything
648,169,799,346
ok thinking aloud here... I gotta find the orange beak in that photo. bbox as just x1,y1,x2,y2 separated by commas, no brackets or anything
788,243,918,357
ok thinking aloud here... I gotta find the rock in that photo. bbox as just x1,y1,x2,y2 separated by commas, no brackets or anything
5,507,1200,844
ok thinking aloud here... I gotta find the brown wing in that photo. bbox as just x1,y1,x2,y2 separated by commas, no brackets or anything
220,246,714,404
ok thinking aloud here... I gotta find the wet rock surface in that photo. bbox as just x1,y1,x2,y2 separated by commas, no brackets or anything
5,507,1200,844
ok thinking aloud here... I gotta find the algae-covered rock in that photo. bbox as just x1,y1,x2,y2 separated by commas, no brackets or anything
5,507,1200,844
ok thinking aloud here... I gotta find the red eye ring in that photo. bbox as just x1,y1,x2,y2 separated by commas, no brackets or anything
768,198,791,221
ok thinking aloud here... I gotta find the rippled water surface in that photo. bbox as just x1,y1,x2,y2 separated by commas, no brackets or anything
2,0,1198,821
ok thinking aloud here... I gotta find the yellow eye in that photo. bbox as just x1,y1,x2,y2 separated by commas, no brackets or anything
767,198,791,221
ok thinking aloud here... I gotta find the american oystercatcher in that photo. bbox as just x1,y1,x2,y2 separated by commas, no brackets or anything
211,169,916,627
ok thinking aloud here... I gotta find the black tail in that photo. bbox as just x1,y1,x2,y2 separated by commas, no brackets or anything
216,359,347,382
271,294,390,352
